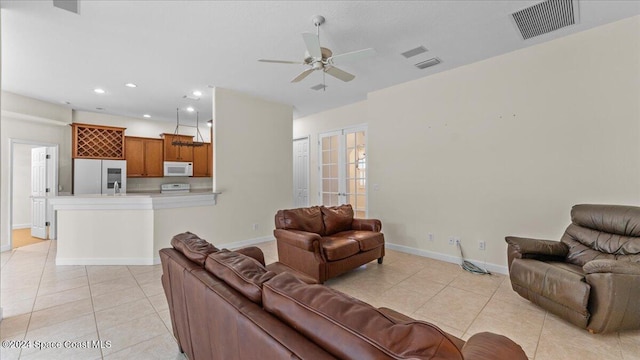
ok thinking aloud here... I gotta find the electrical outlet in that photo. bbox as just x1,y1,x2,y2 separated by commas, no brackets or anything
428,233,434,241
252,223,258,231
448,237,455,245
478,241,486,251
454,237,461,245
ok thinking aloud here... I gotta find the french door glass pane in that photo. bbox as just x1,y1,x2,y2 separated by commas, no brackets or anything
320,129,367,216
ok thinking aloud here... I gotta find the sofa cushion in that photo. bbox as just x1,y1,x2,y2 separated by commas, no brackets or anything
562,223,640,266
171,232,219,266
321,237,360,261
205,250,276,305
263,272,464,360
321,204,354,235
276,206,325,235
332,230,384,252
510,258,590,326
572,204,640,237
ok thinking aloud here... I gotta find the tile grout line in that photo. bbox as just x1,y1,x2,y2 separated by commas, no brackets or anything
531,311,548,360
84,264,106,360
17,240,53,360
460,274,505,337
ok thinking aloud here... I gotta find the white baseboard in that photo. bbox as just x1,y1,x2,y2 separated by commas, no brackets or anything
152,235,276,265
56,257,155,266
0,245,11,252
12,224,30,230
385,242,508,275
217,235,275,250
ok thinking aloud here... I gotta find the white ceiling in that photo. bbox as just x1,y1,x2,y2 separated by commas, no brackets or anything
1,1,639,123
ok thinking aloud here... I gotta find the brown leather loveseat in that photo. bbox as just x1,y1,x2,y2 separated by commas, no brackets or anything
506,204,640,333
274,204,384,283
161,232,528,360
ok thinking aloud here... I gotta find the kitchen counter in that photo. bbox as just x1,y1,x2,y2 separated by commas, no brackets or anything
49,191,220,266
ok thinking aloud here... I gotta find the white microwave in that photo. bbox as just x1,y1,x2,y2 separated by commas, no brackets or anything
164,161,193,177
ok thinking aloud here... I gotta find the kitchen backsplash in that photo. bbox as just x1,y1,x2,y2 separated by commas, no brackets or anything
127,177,213,192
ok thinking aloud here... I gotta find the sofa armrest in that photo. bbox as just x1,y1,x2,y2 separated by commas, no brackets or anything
274,229,321,252
233,246,266,266
352,218,382,232
584,259,640,275
461,332,528,360
505,236,569,257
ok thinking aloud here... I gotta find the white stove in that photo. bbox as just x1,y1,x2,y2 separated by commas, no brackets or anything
161,183,190,194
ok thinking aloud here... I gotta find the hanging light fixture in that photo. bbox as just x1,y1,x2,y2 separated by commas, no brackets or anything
172,108,206,147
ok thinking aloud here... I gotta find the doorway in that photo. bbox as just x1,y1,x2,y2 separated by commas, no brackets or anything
318,126,367,217
9,140,58,249
293,137,310,207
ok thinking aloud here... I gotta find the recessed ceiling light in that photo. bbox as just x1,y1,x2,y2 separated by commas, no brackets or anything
192,90,202,97
125,83,137,88
94,88,105,94
96,107,104,110
143,114,151,118
186,107,195,112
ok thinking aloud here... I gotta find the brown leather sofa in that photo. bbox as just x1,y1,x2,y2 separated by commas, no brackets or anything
506,204,640,333
274,204,384,283
161,232,528,360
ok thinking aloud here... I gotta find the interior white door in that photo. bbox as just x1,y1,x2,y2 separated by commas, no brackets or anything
31,147,48,239
319,126,368,217
293,137,310,207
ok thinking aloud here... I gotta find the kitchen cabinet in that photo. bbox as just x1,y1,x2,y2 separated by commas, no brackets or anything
125,136,164,177
193,143,212,177
162,133,193,162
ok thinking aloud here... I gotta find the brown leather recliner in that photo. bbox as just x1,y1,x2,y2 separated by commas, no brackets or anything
274,204,385,283
506,204,640,333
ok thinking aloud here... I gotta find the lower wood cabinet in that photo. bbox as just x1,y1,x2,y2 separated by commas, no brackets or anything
125,137,164,177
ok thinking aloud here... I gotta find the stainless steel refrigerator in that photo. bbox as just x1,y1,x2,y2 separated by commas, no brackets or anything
73,159,127,194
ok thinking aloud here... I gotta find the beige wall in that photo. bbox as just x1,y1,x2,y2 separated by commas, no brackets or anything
294,16,640,270
208,87,293,245
1,92,72,250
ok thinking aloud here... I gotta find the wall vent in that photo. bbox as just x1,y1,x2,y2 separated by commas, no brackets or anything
512,0,578,40
401,46,428,58
53,0,80,14
415,58,441,70
310,84,327,91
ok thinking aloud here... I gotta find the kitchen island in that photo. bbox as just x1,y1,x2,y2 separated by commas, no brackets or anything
49,191,219,265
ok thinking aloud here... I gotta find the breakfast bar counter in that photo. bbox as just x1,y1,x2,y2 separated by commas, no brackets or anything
49,191,219,265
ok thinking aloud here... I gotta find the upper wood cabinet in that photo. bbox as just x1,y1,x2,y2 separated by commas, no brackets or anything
125,136,164,177
72,123,126,159
162,133,194,162
193,143,212,177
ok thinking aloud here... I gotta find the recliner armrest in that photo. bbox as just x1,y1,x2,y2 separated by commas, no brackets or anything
462,332,528,360
505,236,569,257
274,229,321,252
352,218,382,232
584,259,640,275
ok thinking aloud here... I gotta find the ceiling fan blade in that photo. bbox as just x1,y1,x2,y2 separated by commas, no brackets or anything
328,48,375,65
258,59,302,64
324,66,355,82
302,32,322,58
291,68,315,83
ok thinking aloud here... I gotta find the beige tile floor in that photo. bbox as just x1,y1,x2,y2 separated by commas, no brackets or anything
1,240,639,360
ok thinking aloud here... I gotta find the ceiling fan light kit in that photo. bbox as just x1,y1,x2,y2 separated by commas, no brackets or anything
258,14,374,87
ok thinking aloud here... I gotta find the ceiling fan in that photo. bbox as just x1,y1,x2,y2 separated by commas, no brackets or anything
259,15,375,84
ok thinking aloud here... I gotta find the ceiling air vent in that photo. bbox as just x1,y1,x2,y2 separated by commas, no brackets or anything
310,84,327,91
415,58,441,70
401,46,428,59
512,0,578,40
53,0,80,14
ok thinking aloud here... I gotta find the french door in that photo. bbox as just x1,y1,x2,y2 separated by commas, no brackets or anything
319,126,367,218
